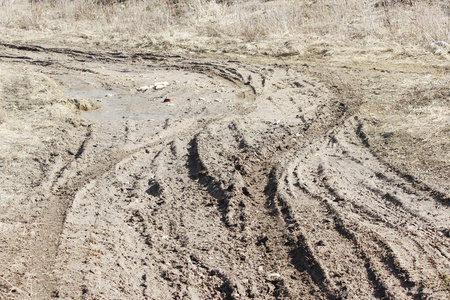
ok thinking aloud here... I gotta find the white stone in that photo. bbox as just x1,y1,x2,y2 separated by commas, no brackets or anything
266,273,282,281
154,82,170,90
137,86,151,92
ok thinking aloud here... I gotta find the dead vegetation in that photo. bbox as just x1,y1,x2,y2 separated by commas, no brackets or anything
0,0,449,48
361,76,450,197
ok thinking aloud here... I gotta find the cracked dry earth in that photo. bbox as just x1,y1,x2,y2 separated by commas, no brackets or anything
0,44,449,299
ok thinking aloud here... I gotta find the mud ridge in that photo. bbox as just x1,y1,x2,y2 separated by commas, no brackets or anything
186,136,230,225
266,167,339,298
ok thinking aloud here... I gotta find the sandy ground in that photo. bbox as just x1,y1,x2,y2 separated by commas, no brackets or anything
0,42,449,299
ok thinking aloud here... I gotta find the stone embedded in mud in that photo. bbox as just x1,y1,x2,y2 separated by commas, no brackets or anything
266,273,282,282
137,86,151,92
154,82,170,90
382,131,395,138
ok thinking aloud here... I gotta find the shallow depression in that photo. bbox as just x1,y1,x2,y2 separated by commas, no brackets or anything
54,66,238,123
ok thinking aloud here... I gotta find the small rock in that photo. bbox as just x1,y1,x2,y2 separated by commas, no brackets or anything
154,82,170,90
242,278,249,283
137,86,151,92
199,97,205,101
266,273,282,282
164,97,174,103
273,120,281,125
382,131,394,138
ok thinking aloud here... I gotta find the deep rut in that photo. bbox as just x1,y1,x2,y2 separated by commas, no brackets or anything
0,43,448,299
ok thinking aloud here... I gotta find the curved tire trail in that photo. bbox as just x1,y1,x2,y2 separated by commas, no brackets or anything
0,44,448,299
277,117,450,299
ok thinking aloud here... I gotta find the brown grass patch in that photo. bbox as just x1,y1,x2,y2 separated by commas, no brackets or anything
0,0,448,51
361,75,450,195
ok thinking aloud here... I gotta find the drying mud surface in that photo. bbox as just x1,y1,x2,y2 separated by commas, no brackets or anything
0,43,449,299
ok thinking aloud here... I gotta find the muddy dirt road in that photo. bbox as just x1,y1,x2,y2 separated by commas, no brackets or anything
0,44,449,299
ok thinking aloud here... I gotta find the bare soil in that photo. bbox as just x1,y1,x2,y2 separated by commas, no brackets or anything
0,42,449,299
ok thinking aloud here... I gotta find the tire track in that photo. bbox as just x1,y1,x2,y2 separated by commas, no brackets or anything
1,43,448,299
277,117,450,298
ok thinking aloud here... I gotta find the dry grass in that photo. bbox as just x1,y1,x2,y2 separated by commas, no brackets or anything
361,73,450,195
0,0,448,49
